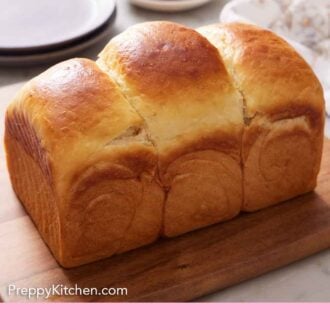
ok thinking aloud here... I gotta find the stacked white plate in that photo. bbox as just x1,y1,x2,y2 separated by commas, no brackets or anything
0,0,117,66
130,0,213,12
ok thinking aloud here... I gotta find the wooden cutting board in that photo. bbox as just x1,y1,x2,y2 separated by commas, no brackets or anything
0,83,330,302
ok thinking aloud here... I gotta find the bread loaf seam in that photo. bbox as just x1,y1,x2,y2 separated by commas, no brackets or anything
97,22,244,235
95,61,169,238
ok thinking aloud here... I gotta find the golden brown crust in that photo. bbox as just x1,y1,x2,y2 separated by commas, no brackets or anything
98,21,244,237
61,167,164,267
158,129,241,179
99,21,231,100
7,59,137,138
31,58,126,134
5,57,164,267
99,28,244,142
199,22,325,211
241,117,323,210
98,22,243,150
198,23,325,122
162,149,242,236
4,21,325,267
6,58,157,196
4,131,62,262
5,111,52,184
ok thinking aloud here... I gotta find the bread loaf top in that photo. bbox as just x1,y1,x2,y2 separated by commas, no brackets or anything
98,21,243,158
99,21,229,98
198,23,324,126
6,58,156,198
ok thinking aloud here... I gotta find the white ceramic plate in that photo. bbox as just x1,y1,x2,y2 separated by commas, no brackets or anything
0,10,116,67
130,0,213,12
0,0,116,53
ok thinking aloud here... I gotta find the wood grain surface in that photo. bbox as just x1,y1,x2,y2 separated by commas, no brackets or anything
0,83,330,302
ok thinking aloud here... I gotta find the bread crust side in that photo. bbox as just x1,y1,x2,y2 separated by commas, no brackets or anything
4,129,62,262
199,22,325,211
198,23,324,119
5,58,164,267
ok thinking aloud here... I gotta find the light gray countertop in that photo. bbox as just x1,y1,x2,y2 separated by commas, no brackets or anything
0,0,329,302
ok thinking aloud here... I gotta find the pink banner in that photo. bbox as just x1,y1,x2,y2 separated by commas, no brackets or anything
1,303,329,329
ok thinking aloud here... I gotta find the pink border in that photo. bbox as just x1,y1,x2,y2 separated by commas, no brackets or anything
1,303,330,329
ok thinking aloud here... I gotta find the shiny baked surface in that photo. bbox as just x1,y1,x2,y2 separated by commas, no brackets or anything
199,23,325,210
198,23,324,120
4,22,325,267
